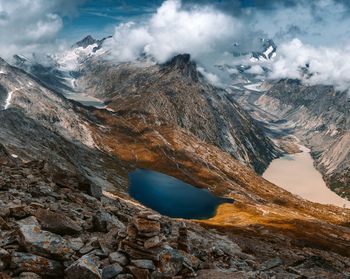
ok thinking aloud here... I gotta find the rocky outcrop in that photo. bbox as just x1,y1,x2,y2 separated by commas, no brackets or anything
65,255,101,279
35,208,81,235
0,57,130,193
17,216,74,260
11,252,64,278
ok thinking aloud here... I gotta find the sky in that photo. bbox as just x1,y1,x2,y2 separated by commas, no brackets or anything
0,0,350,90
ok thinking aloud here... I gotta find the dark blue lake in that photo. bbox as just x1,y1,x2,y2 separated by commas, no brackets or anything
128,169,234,219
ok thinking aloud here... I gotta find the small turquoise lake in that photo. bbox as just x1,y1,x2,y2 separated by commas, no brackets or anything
128,169,234,219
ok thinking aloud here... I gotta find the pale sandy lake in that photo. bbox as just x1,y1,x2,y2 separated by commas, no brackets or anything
263,146,350,208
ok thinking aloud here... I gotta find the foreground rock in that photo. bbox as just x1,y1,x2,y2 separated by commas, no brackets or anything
0,149,349,278
35,208,81,235
65,255,101,279
11,252,63,278
17,216,74,260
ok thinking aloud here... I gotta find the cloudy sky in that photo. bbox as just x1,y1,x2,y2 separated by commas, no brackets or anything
1,0,350,90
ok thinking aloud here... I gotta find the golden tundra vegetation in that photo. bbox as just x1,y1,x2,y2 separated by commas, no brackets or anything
89,108,350,257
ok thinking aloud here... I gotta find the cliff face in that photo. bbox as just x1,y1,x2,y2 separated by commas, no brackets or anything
0,57,349,278
76,54,278,173
245,79,350,199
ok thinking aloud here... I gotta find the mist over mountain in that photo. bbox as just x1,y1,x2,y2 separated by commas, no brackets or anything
2,0,350,91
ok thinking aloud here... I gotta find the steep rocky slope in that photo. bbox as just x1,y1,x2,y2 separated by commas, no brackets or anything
0,57,128,194
1,150,349,278
242,79,350,199
76,54,278,173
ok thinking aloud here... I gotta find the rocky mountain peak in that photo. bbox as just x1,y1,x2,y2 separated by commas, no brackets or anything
250,38,277,61
162,53,201,81
167,53,191,65
74,35,97,49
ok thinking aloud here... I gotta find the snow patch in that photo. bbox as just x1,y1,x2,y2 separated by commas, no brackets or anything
56,43,98,71
244,83,265,92
263,46,274,58
4,90,14,109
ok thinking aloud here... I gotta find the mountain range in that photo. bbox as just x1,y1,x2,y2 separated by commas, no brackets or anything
0,35,349,278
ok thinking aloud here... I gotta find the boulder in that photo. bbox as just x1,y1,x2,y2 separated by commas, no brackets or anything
102,263,123,279
16,216,74,260
69,237,85,251
65,255,101,279
144,236,161,249
92,211,124,233
35,208,81,235
128,266,149,279
158,249,184,277
9,205,30,219
131,260,155,270
11,252,63,278
79,237,99,255
121,240,160,261
133,216,160,237
109,252,128,266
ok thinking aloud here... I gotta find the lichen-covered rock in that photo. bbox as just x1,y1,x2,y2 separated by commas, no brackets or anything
102,263,123,279
127,266,149,279
158,249,184,277
108,252,128,266
16,216,74,260
92,211,124,233
68,237,85,251
11,252,63,278
132,215,160,237
143,236,161,249
35,208,81,235
131,259,155,271
65,255,101,279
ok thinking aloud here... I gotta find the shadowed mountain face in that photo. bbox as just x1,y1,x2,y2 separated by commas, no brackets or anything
247,79,350,199
0,58,129,195
76,54,279,173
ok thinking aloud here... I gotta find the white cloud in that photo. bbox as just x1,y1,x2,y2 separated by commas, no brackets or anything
251,0,350,47
268,39,350,91
105,0,242,64
197,66,221,85
0,0,83,59
245,65,264,75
